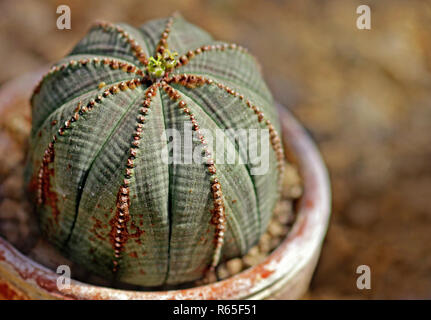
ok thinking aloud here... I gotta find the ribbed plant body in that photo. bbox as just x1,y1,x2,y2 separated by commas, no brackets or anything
26,15,286,286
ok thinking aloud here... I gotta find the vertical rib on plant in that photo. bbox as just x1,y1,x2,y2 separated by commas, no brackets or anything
26,14,286,286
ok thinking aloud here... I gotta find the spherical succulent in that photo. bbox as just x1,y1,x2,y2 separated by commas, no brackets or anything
26,14,285,286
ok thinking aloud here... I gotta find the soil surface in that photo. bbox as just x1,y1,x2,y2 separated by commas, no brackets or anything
0,0,430,299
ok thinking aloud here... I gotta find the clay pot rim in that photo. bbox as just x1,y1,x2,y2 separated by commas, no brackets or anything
0,69,331,300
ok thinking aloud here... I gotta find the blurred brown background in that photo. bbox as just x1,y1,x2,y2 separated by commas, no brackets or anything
0,0,430,299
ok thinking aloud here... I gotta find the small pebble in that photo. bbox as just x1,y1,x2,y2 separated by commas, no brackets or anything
216,265,230,280
226,258,243,275
243,253,265,268
201,270,217,284
288,185,303,199
247,246,259,257
281,165,301,198
268,220,284,237
258,233,272,253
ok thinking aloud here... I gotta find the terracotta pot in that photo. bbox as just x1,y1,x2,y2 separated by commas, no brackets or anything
0,69,331,300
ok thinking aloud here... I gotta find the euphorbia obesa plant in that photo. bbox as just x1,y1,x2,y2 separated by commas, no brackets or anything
26,14,286,286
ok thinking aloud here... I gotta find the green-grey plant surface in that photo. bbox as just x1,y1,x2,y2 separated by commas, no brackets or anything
26,14,285,286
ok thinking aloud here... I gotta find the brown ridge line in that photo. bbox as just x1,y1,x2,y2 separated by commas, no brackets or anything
166,74,286,181
31,57,146,102
36,78,144,234
173,42,253,70
156,15,175,54
161,82,226,270
37,133,59,225
94,21,149,66
109,83,159,273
